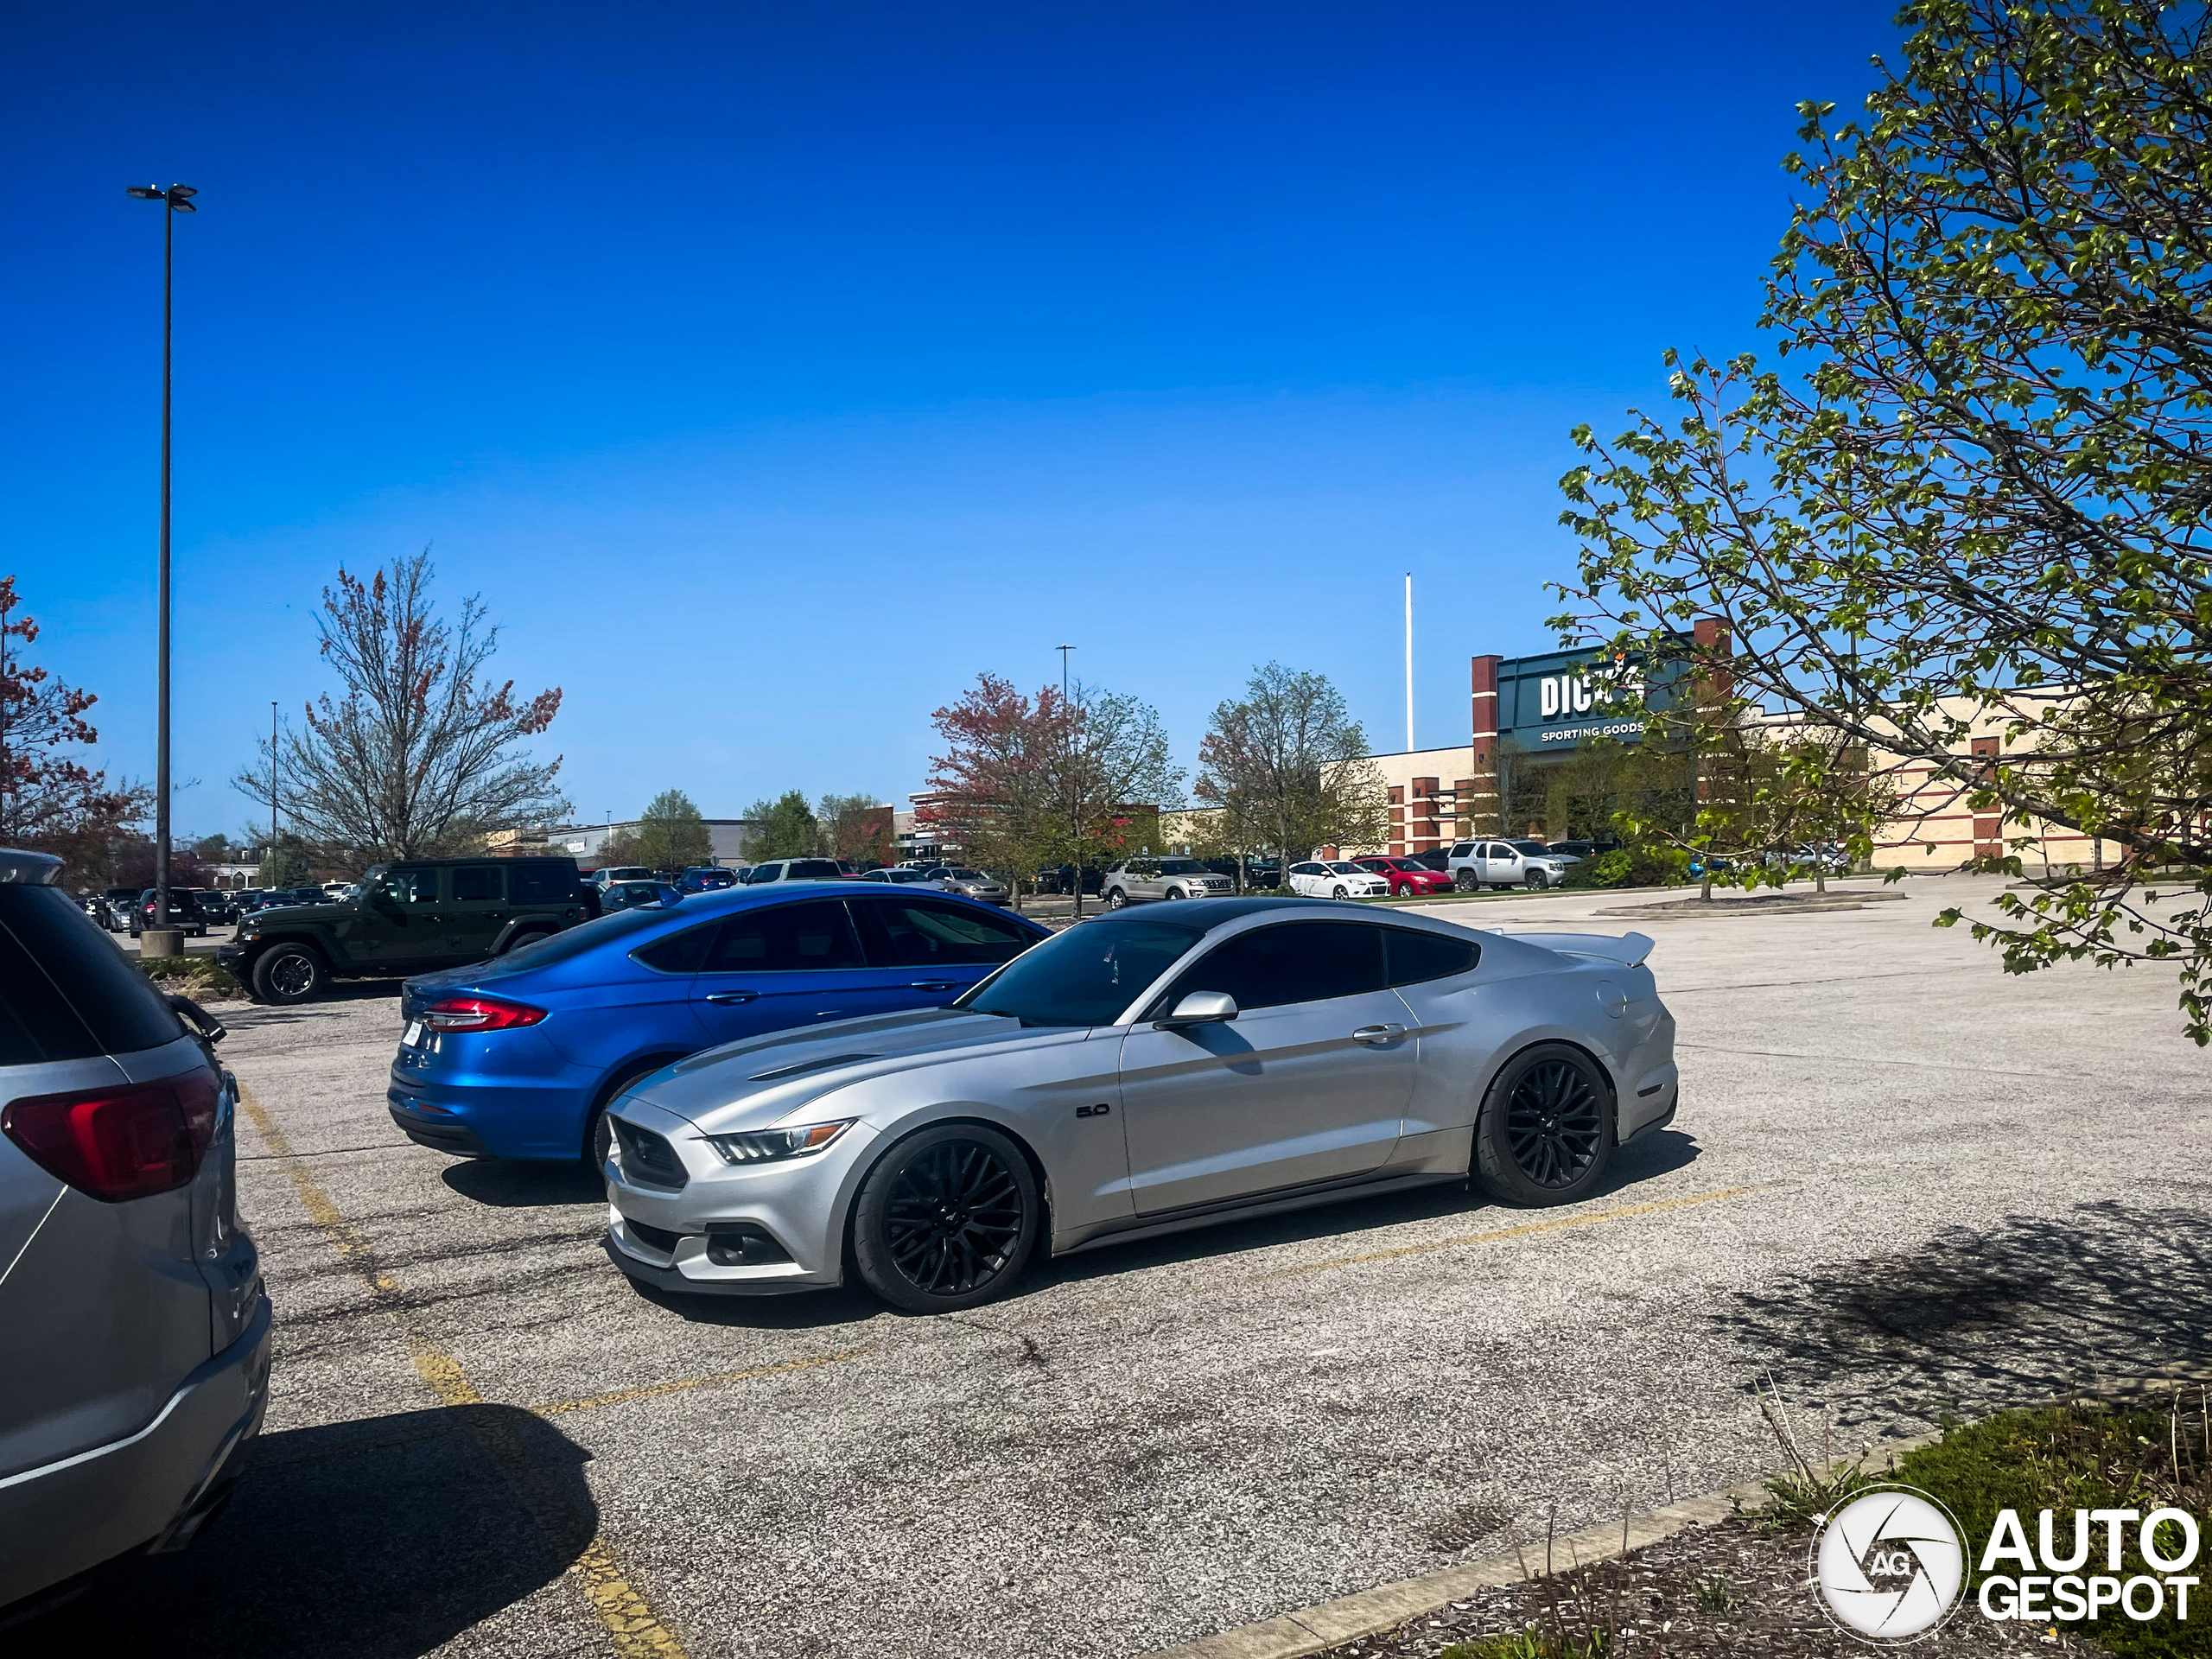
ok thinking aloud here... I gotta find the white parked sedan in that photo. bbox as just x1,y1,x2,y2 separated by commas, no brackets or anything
1287,861,1390,900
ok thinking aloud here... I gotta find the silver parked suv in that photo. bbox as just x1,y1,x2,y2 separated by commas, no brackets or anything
1101,857,1236,906
0,849,270,1615
1446,839,1580,892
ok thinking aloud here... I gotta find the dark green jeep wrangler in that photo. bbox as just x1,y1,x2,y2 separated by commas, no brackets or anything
217,856,595,1004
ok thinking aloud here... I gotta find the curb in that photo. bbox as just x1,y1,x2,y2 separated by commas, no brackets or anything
1129,1431,1951,1659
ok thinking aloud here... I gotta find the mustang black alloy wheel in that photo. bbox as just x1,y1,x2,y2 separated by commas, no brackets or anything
852,1122,1040,1312
1471,1042,1614,1206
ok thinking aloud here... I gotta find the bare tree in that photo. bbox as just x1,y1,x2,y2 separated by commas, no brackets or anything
1195,664,1389,874
236,552,567,870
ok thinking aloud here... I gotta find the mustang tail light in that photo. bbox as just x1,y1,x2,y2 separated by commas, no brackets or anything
422,995,548,1032
2,1070,222,1202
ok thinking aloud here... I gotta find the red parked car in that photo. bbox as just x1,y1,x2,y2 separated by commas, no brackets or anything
1352,855,1453,896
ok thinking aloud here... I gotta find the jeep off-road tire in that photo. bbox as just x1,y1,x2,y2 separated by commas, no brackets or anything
1472,1042,1614,1207
251,943,328,1005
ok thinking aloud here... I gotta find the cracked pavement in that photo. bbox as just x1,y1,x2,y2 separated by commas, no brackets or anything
21,874,2212,1659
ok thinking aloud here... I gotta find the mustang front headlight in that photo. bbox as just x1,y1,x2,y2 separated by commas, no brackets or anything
704,1120,855,1165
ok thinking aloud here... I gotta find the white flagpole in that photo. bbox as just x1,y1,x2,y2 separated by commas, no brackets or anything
1404,572,1414,752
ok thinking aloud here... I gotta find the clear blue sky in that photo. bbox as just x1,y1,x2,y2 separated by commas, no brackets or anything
5,2,1898,840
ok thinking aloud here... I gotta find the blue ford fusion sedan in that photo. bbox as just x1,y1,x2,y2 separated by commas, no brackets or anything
386,882,1051,1162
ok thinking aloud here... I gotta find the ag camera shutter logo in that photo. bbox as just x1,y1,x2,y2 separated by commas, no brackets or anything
1810,1485,1967,1643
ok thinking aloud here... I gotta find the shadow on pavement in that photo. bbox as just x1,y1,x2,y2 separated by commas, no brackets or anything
12,1406,596,1658
1715,1198,2212,1432
442,1159,606,1208
635,1127,1704,1326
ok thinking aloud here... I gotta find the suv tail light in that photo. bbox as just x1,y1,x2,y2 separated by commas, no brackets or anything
422,995,547,1032
2,1070,222,1203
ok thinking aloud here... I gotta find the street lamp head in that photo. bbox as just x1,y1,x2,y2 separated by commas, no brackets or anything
126,184,199,209
169,199,196,213
168,185,197,199
126,185,165,199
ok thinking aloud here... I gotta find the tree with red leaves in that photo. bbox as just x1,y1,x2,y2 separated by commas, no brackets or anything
236,551,567,868
0,575,143,864
925,673,1180,911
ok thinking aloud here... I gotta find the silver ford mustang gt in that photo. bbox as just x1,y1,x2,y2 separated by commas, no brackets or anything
601,898,1677,1313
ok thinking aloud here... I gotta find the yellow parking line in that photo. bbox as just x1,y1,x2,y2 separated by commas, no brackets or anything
532,1350,869,1419
238,1085,692,1659
1260,1184,1764,1280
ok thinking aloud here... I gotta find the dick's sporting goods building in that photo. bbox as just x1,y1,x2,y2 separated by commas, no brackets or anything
1357,621,1719,859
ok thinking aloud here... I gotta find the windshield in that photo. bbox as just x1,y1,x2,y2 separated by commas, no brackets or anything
957,915,1202,1026
1510,841,1553,857
1156,859,1203,874
1327,861,1367,874
948,868,984,880
491,906,674,969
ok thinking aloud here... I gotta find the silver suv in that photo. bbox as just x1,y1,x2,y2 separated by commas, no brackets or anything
0,849,270,1614
1446,838,1579,892
1101,857,1236,906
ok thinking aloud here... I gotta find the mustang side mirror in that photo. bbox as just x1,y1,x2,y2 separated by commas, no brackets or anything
1157,990,1238,1029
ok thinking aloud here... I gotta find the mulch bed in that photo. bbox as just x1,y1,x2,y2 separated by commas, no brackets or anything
1317,1511,2103,1657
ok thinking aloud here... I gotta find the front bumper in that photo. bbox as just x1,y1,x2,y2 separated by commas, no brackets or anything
601,1100,880,1295
0,1292,273,1610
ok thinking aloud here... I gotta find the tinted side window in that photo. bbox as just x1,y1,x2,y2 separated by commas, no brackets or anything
383,868,441,904
512,862,574,903
1169,921,1387,1012
704,900,863,972
1382,927,1481,988
632,921,718,975
0,886,182,1060
853,899,1034,968
451,865,505,902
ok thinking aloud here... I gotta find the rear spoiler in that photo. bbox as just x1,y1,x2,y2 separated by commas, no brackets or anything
1493,930,1654,967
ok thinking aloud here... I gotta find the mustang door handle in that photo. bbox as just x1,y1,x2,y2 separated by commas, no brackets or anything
1351,1023,1407,1044
909,981,957,992
704,991,759,1005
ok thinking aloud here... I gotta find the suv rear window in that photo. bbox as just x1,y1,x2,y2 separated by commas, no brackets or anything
0,887,183,1064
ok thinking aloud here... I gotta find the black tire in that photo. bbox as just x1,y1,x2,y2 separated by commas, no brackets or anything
1472,1043,1614,1206
1525,871,1547,891
501,928,554,957
251,943,327,1005
1105,888,1128,910
1160,887,1179,902
1332,884,1348,899
850,1123,1040,1313
1452,868,1479,893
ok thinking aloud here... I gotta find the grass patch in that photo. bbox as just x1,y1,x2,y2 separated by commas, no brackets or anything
1889,1395,2212,1657
136,955,245,1000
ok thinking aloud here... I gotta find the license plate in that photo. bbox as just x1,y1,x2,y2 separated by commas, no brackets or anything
403,1020,426,1048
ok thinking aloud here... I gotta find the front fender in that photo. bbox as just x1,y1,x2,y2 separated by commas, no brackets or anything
241,924,352,971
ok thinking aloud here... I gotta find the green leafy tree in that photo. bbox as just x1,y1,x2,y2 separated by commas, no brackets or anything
257,834,314,889
1555,0,2212,1039
1195,664,1389,876
744,790,817,860
635,789,712,869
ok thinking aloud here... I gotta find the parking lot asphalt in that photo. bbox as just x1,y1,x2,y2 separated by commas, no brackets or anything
31,874,2212,1659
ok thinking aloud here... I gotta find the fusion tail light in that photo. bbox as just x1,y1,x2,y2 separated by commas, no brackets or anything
2,1069,222,1203
422,995,548,1032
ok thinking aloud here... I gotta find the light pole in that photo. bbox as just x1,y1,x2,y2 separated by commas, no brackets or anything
1057,645,1078,917
128,181,196,950
270,700,279,857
